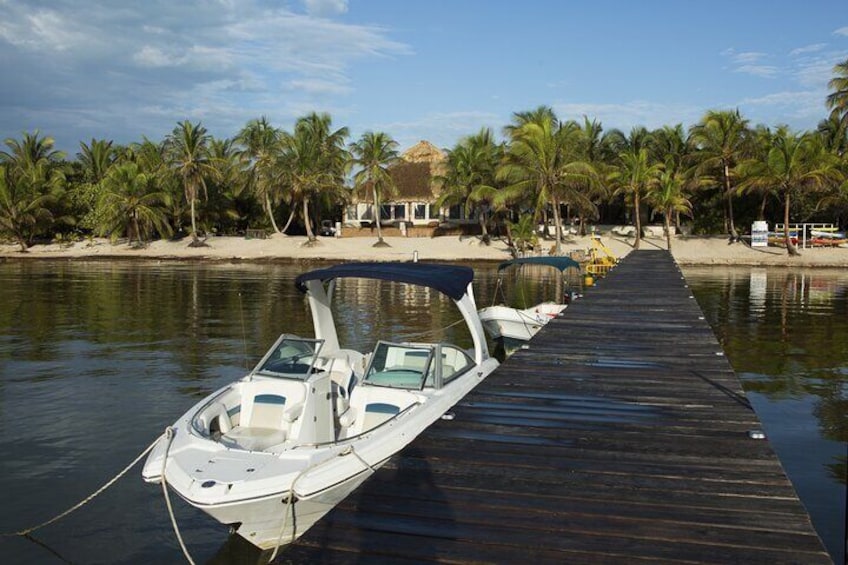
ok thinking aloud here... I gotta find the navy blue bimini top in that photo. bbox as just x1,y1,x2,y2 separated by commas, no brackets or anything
295,262,474,301
497,256,580,272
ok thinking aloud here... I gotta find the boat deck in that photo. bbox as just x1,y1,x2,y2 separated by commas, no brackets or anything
276,250,831,563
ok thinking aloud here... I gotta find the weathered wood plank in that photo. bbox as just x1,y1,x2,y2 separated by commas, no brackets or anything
278,250,831,564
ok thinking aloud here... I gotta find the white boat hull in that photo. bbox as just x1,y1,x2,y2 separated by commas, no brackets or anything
197,465,375,549
479,302,565,341
143,263,500,553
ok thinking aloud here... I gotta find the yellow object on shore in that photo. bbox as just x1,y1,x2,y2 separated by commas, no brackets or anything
585,235,618,278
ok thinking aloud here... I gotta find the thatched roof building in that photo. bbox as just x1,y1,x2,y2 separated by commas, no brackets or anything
356,140,446,204
346,140,469,229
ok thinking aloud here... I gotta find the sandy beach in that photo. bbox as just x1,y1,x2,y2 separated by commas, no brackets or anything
2,233,848,267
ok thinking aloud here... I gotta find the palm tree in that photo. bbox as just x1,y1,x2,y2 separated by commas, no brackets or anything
207,137,244,235
506,213,538,255
737,127,843,256
499,109,595,255
165,121,217,246
0,166,56,251
608,145,663,250
97,162,172,245
0,132,66,250
236,117,284,234
826,58,848,129
78,138,116,183
817,113,848,157
690,109,750,240
570,117,614,234
279,113,349,243
644,168,693,252
436,128,502,245
350,131,399,246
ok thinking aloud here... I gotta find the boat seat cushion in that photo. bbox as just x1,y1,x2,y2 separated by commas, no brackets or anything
221,426,287,451
220,388,304,451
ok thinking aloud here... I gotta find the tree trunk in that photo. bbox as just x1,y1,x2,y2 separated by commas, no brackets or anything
265,194,280,234
724,162,738,239
303,198,315,241
373,188,383,244
189,194,199,244
784,190,799,256
664,209,673,252
633,189,642,250
479,210,489,244
133,214,141,246
551,197,563,255
504,222,517,258
281,210,295,234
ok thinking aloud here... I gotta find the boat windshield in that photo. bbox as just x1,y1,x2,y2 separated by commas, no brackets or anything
253,335,324,380
363,341,434,390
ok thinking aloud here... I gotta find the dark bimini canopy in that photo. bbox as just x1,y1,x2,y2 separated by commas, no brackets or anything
295,262,474,301
498,256,580,272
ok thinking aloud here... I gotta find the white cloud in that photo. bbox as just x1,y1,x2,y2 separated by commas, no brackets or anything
721,48,779,78
789,43,826,56
834,26,848,36
288,77,352,95
0,1,411,149
553,101,702,131
376,111,503,150
303,0,349,17
734,64,779,78
737,89,827,127
731,51,767,64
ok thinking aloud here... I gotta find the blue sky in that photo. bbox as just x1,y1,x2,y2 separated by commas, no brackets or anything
1,0,847,155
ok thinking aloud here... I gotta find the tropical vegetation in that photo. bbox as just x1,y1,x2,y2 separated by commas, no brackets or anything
2,60,848,256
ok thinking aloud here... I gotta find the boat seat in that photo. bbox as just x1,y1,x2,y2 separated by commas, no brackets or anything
341,384,414,435
220,383,305,451
330,368,356,416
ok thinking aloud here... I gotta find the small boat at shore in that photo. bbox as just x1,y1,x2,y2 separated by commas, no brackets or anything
141,262,499,552
478,256,580,342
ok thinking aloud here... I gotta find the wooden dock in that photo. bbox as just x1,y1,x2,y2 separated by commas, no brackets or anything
278,250,831,564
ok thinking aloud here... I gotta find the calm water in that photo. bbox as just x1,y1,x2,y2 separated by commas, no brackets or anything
684,266,847,563
0,260,844,563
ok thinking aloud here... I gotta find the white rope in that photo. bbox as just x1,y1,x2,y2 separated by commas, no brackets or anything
1,433,164,538
394,317,466,342
160,426,196,565
267,446,376,562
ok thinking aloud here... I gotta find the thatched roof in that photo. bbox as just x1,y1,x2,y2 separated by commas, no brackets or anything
389,161,436,200
356,140,447,203
402,140,446,164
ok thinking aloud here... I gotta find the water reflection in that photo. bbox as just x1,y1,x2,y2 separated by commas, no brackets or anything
686,266,847,564
0,260,503,564
1,261,844,563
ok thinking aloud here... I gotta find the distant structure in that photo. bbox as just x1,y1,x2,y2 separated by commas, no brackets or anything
345,140,473,230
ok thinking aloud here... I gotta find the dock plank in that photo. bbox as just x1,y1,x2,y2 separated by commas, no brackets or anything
278,250,831,564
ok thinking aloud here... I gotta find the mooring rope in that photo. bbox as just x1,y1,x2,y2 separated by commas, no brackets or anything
267,446,377,562
394,317,466,342
0,433,164,538
160,426,196,565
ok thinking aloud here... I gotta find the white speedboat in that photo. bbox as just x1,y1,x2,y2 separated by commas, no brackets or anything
478,256,580,342
141,262,498,552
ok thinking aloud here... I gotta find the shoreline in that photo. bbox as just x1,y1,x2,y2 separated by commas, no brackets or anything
2,234,848,268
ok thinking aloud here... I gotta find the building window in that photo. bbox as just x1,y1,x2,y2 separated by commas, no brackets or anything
413,204,426,220
393,204,406,221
